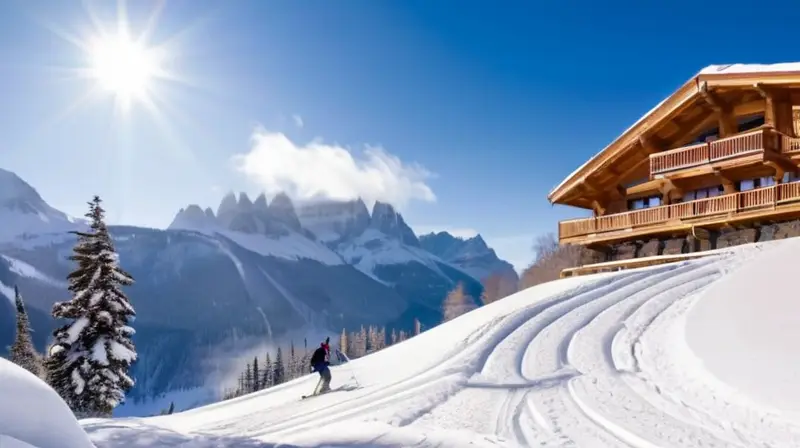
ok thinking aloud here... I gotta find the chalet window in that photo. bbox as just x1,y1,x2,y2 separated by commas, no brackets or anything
683,186,723,201
628,195,661,210
738,114,765,133
738,177,774,191
739,179,755,191
785,172,800,183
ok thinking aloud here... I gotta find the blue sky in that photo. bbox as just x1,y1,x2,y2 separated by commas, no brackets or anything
0,0,798,271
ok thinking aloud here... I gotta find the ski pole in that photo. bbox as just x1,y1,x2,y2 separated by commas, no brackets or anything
336,349,360,387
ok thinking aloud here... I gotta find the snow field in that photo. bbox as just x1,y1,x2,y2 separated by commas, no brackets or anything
9,237,795,447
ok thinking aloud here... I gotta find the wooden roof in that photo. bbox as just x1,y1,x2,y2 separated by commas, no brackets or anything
548,63,800,208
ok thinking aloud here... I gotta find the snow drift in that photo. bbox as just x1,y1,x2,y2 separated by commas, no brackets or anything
0,358,93,448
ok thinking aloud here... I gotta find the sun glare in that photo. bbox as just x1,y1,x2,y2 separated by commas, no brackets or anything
89,33,156,101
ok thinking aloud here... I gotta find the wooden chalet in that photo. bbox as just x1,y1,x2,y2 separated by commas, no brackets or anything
550,62,800,250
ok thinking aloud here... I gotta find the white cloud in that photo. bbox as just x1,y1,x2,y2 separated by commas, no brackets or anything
231,127,436,209
415,226,479,239
292,114,304,129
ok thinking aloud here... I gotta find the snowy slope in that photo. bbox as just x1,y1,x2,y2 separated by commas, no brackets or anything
71,238,800,447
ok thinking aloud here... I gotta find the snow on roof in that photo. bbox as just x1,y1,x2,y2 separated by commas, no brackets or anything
699,62,800,75
549,61,800,200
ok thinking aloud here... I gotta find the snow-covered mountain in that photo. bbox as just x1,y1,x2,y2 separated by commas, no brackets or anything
0,168,84,242
0,170,516,412
11,239,800,447
175,193,486,325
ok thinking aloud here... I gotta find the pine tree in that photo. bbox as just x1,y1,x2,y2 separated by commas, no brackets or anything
273,347,285,385
398,330,408,342
46,196,137,417
252,357,260,391
289,341,297,380
391,328,398,345
357,326,367,357
10,286,42,378
261,353,273,389
414,318,421,336
365,326,374,354
244,362,253,393
339,328,348,357
378,326,387,350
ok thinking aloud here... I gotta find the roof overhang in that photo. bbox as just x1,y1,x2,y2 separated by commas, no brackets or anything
548,62,800,205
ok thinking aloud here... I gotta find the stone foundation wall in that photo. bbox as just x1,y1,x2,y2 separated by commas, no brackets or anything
582,219,800,263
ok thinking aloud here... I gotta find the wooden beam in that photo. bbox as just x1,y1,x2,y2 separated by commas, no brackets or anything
692,83,739,138
591,200,606,216
764,161,786,183
733,99,765,117
699,82,729,112
671,113,719,147
713,170,737,194
638,135,660,155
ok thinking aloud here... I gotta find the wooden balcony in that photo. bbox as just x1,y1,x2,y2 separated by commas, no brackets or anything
649,128,781,178
559,182,800,244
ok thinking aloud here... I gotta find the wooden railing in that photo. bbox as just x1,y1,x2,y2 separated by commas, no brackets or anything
649,143,708,174
781,135,800,154
559,183,800,240
649,129,775,176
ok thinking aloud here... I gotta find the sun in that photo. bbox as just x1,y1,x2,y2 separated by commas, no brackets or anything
89,33,155,100
86,31,160,108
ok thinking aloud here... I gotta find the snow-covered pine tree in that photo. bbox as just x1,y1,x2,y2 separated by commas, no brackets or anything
338,328,348,357
365,326,374,354
289,341,297,380
398,330,408,342
357,326,367,357
237,371,245,394
273,347,285,385
46,196,137,418
378,326,387,350
262,353,273,389
414,318,421,336
244,361,253,393
10,285,43,378
252,357,260,391
390,328,398,345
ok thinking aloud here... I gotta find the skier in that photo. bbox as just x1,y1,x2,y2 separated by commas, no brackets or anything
309,337,332,395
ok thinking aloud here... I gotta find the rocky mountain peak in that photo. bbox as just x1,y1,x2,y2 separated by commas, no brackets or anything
253,193,269,214
369,201,419,247
238,193,254,212
169,204,218,230
418,230,518,284
268,192,302,232
216,192,239,228
296,197,372,244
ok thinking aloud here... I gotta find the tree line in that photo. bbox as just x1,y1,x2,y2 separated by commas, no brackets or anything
7,196,138,418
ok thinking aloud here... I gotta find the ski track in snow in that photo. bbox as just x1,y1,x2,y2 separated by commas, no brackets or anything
83,241,800,447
